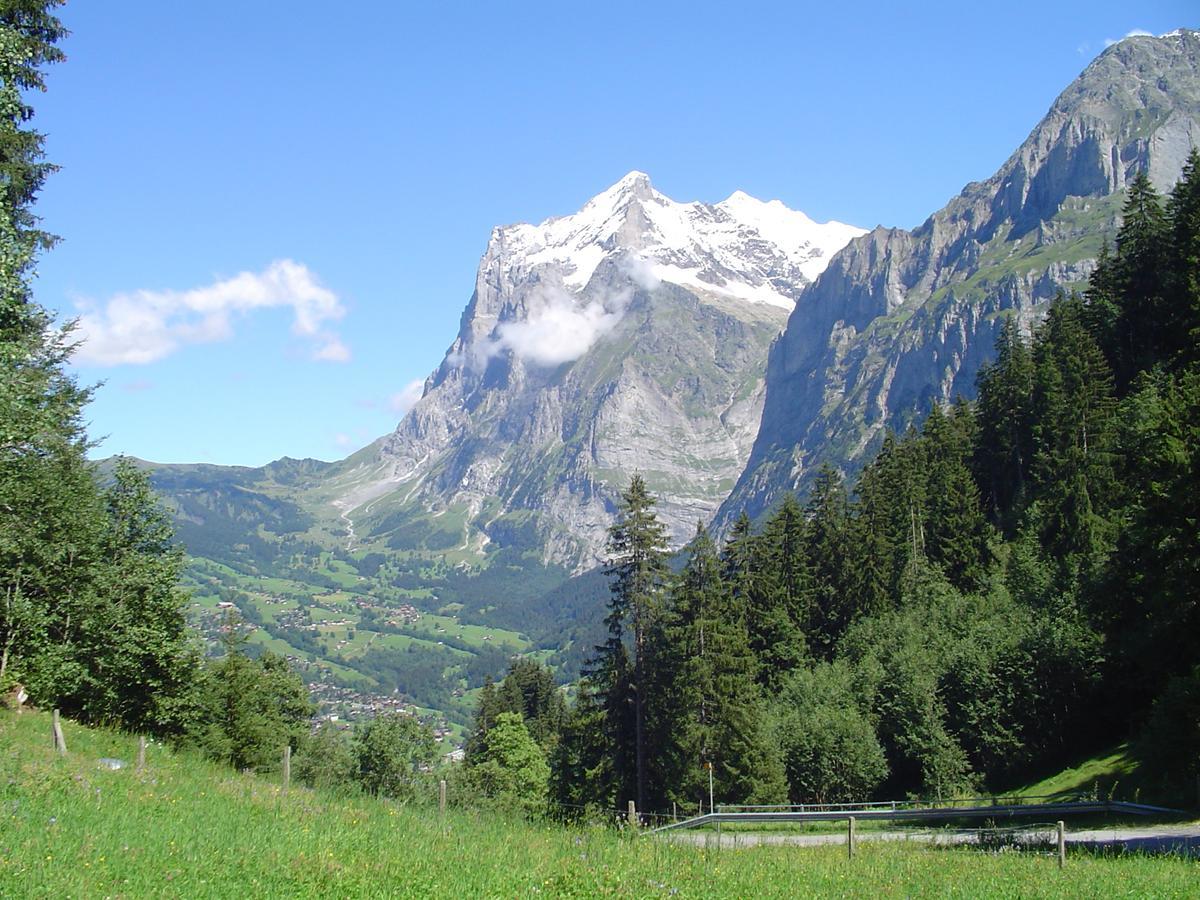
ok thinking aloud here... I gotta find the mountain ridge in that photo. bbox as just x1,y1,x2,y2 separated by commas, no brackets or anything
714,28,1200,530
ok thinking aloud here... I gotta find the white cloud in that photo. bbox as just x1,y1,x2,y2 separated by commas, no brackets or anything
334,432,355,450
1104,29,1153,47
313,335,352,362
490,286,632,367
623,254,662,291
71,259,349,366
467,255,660,368
389,379,425,415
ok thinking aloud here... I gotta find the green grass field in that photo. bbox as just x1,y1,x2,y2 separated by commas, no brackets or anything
1005,743,1189,808
3,710,1198,898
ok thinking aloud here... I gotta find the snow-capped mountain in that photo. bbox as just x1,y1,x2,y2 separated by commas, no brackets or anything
497,171,864,309
323,174,864,568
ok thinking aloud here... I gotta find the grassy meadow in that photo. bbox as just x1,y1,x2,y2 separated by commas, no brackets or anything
3,710,1199,898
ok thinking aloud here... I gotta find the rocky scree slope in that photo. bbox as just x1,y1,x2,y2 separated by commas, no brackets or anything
717,29,1200,529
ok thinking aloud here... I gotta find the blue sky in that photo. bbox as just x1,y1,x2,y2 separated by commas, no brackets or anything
31,1,1195,466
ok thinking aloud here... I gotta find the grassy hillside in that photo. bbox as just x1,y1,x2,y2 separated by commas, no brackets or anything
3,710,1198,898
1007,744,1173,806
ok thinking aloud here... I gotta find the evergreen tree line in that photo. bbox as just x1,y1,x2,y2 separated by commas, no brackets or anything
0,3,203,734
0,3,332,782
485,161,1200,816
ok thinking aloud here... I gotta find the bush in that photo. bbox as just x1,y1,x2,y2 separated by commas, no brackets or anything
468,712,550,817
773,663,887,804
1137,667,1200,782
191,644,313,771
353,713,437,802
295,722,357,793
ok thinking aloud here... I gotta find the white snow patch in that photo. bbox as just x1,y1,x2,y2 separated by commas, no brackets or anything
489,172,865,311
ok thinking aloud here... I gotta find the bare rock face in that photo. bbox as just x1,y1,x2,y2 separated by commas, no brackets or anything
717,30,1200,530
332,175,863,569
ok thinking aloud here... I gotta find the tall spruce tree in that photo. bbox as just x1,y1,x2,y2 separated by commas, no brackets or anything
801,465,853,656
600,474,669,815
849,431,903,616
1029,294,1117,575
749,495,807,689
922,403,991,593
0,0,84,695
1167,149,1200,364
0,6,201,736
659,524,785,806
974,316,1035,532
1107,173,1169,388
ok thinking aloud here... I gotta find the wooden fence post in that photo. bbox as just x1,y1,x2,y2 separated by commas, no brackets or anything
1056,821,1065,869
137,735,146,772
848,816,857,859
282,745,291,790
52,709,66,755
439,779,447,818
628,800,637,828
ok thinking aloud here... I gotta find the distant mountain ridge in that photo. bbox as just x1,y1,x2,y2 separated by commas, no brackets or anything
715,28,1200,530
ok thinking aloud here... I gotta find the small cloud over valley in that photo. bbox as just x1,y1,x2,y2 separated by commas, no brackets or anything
71,260,349,366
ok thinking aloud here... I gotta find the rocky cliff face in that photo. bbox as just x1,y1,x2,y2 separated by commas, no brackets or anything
329,174,863,568
717,29,1200,528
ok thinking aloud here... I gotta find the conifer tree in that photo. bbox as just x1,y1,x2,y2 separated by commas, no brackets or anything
549,676,612,816
1030,294,1117,573
974,316,1035,531
849,432,902,616
801,465,853,656
922,404,991,593
467,659,566,763
657,525,785,806
600,474,669,815
1166,149,1200,364
0,0,87,698
748,495,807,689
1107,172,1169,387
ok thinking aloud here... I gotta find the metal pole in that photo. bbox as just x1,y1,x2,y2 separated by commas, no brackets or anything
52,709,66,755
708,763,714,817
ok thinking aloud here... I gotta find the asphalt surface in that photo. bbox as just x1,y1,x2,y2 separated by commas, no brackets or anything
662,822,1200,857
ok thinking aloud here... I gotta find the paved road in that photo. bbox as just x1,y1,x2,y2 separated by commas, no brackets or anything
663,822,1200,857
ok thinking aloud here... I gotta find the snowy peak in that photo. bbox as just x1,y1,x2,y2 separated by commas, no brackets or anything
587,169,658,208
715,190,866,283
493,172,865,309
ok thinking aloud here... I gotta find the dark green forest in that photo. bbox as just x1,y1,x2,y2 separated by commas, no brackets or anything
537,163,1200,815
